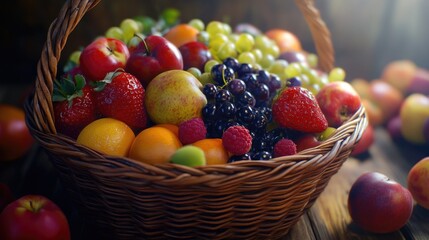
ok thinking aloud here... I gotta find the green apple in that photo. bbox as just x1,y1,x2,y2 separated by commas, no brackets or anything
145,70,207,125
170,145,206,167
400,93,429,144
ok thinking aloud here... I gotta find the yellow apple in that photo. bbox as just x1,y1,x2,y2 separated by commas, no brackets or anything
400,93,429,144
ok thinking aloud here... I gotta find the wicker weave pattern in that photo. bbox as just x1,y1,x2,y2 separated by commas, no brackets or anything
25,0,367,239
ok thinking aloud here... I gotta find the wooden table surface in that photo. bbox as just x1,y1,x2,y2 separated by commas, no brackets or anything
1,84,428,240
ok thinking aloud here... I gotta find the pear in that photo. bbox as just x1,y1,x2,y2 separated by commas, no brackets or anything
145,70,207,125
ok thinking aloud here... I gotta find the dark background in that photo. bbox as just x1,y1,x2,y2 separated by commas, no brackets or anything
3,0,429,86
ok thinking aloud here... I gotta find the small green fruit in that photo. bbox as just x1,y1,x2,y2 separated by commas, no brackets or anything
170,145,206,167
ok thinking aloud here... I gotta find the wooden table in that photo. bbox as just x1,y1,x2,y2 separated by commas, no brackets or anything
1,84,428,239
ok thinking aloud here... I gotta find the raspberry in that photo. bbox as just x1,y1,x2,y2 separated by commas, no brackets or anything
222,126,252,155
178,117,207,144
273,138,297,158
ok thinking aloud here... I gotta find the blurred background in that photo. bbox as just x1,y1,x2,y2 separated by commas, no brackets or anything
3,0,429,85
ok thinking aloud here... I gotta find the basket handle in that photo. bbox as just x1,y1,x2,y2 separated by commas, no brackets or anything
30,0,334,135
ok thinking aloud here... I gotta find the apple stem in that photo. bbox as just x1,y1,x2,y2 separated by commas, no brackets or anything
29,200,37,212
142,39,150,55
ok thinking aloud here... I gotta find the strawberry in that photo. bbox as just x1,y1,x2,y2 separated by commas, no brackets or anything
272,86,328,133
94,70,147,130
53,74,97,139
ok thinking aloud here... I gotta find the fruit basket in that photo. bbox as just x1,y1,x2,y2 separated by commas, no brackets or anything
25,0,368,239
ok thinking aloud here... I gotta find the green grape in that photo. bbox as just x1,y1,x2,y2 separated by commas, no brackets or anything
259,53,275,69
197,31,210,45
217,42,237,60
161,8,180,26
204,59,221,73
188,19,205,31
237,52,256,65
307,53,318,68
120,18,140,43
199,72,215,85
306,68,321,84
285,62,302,78
251,49,263,63
105,26,124,41
208,33,229,51
300,74,311,88
206,21,228,36
223,23,232,35
308,83,321,96
228,33,239,43
268,59,288,80
209,48,220,61
328,67,346,82
236,33,255,53
187,67,202,78
69,50,81,64
254,35,280,58
134,16,156,35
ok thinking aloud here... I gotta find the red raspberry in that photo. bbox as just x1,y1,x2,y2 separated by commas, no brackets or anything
222,126,252,155
178,117,207,144
273,138,297,158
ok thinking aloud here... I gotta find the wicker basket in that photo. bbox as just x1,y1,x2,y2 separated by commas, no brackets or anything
25,0,368,239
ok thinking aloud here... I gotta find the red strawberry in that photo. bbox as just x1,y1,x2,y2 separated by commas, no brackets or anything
272,86,328,133
53,75,97,139
94,71,147,130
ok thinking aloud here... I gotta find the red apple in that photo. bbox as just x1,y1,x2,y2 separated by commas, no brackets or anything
381,60,417,93
178,41,212,72
408,157,429,209
361,99,383,127
0,104,34,162
0,195,70,240
79,37,130,81
351,124,374,156
368,80,404,124
295,134,321,152
316,81,362,128
125,35,183,87
348,172,413,233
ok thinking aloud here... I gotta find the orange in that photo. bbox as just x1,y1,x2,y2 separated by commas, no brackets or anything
163,24,199,48
154,123,179,137
76,118,135,157
128,126,182,165
265,29,302,53
192,138,229,165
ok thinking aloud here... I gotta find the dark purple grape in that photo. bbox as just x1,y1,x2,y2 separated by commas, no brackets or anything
202,83,218,99
256,70,270,84
228,153,251,163
251,151,272,160
287,77,302,87
237,63,253,78
252,83,270,102
223,57,240,71
241,74,259,90
258,106,272,122
228,79,246,95
252,137,270,152
211,120,239,138
252,111,268,129
217,101,236,119
235,91,256,107
268,75,282,93
202,103,217,121
215,89,232,102
237,106,255,124
211,64,235,86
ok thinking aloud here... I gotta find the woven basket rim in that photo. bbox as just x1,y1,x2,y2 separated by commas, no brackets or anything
23,0,367,179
